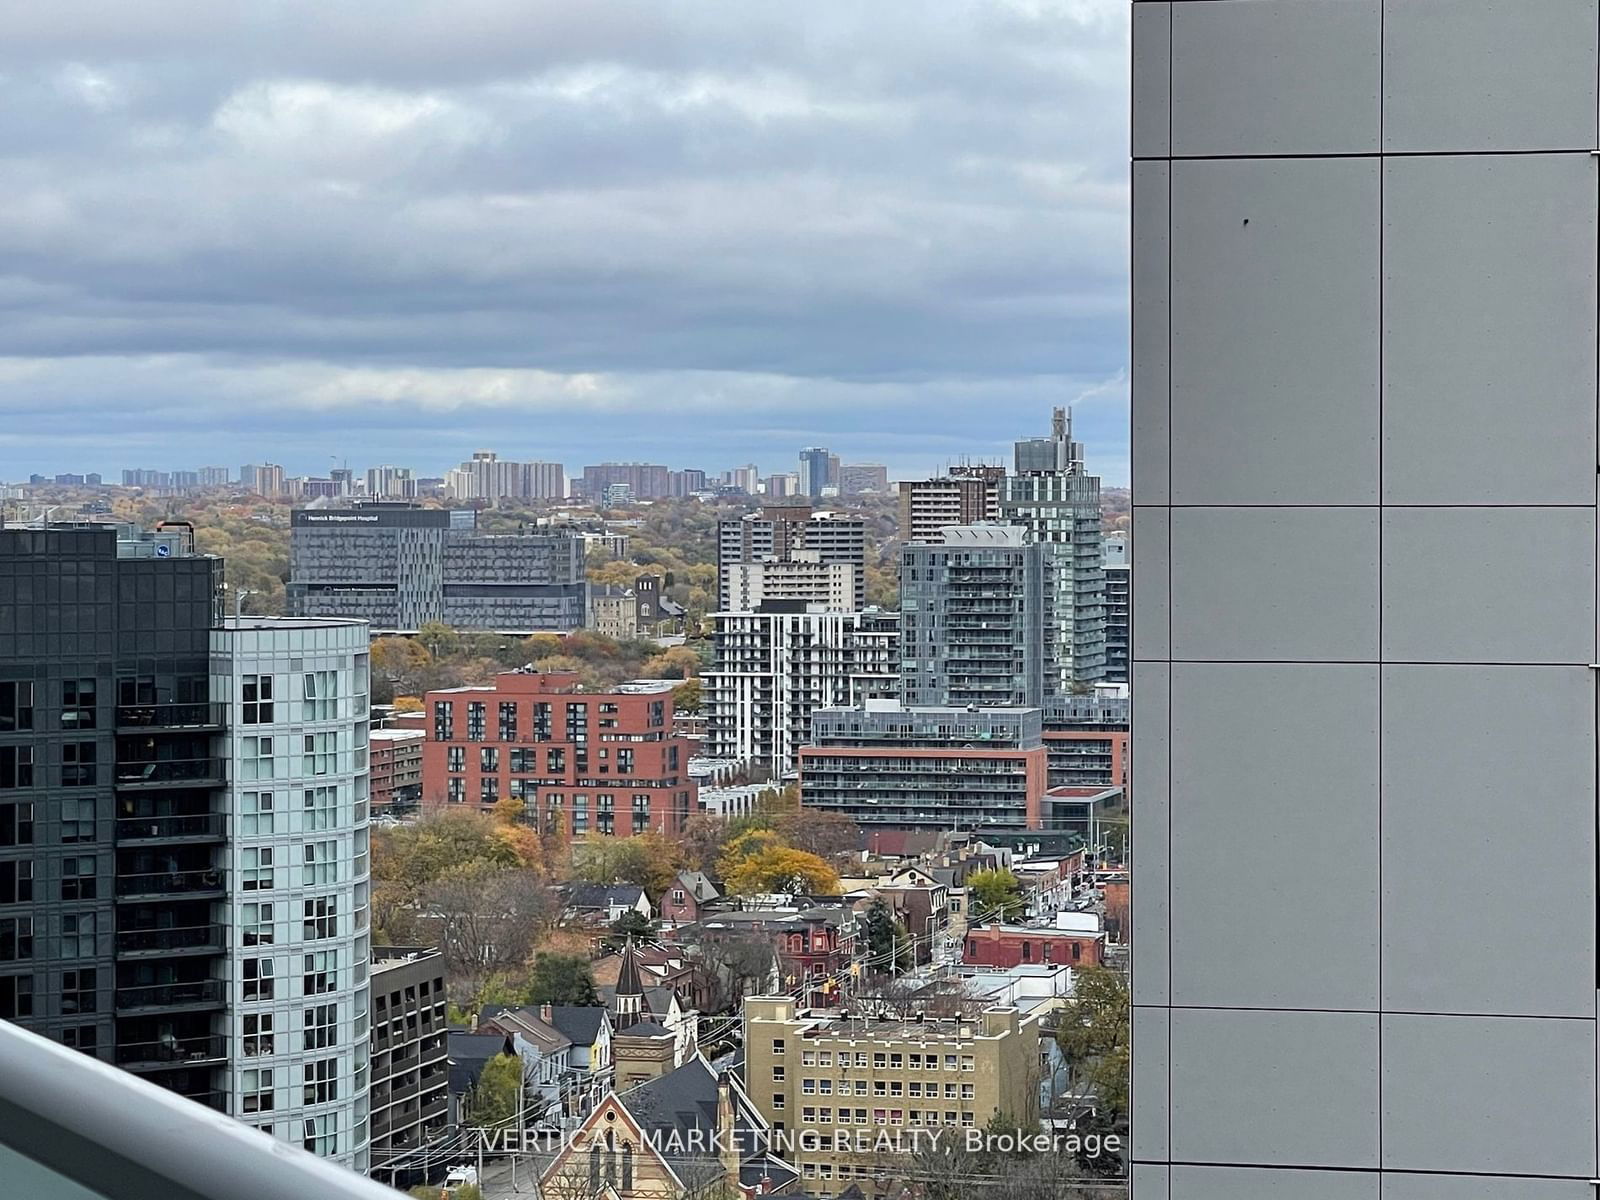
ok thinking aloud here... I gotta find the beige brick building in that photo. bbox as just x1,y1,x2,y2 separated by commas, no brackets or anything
743,997,1040,1194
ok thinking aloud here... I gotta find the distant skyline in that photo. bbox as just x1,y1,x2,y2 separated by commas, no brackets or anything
0,1,1130,484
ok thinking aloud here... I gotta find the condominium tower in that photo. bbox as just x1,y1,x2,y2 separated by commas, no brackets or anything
1132,3,1600,1195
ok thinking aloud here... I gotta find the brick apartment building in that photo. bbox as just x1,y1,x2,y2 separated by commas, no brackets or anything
422,671,697,837
369,727,424,813
962,919,1105,970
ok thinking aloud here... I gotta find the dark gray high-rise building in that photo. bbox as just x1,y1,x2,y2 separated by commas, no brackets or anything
1132,3,1600,1195
900,524,1046,708
797,447,834,497
0,522,225,1106
288,503,586,633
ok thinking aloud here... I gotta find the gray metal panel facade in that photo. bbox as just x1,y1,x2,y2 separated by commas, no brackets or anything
1132,1,1600,1194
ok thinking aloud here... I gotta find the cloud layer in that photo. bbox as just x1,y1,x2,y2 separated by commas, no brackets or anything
0,0,1130,482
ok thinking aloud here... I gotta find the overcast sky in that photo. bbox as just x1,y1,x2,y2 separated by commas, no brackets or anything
0,0,1130,485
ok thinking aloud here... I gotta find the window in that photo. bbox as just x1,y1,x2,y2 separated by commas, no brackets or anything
0,802,32,846
304,897,337,941
244,957,275,1001
479,746,499,773
0,860,33,903
508,747,534,773
61,913,94,958
773,1065,785,1081
303,950,337,995
302,671,337,721
960,1055,975,1072
498,702,518,741
801,1078,815,1094
59,796,94,843
304,1057,338,1105
61,857,96,901
242,676,274,724
0,682,34,732
243,847,274,891
772,1038,784,1056
61,679,96,729
466,702,486,742
242,791,276,836
242,736,275,781
304,1003,337,1050
243,902,274,946
303,786,337,831
546,747,565,773
617,748,634,774
61,742,97,787
243,1068,274,1114
0,916,32,961
0,746,35,789
433,701,454,741
0,975,32,1018
446,745,465,773
447,777,465,804
244,1013,275,1057
302,732,336,776
61,969,96,1015
961,1083,974,1100
480,776,499,804
303,841,338,887
61,1026,97,1054
773,1093,785,1109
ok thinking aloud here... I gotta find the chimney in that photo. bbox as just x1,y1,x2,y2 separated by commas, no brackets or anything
541,1003,553,1024
469,1012,479,1033
715,1072,741,1181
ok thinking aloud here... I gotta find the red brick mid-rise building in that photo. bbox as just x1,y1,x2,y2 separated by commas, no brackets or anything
962,918,1105,970
422,672,697,838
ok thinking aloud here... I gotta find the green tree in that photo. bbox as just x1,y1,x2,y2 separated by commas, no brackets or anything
966,867,1027,923
671,678,703,713
1055,967,1131,1121
416,621,460,658
526,952,600,1007
606,909,656,951
467,1052,523,1129
860,898,912,975
572,833,682,901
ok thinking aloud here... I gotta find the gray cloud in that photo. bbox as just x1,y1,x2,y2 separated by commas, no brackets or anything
0,0,1130,481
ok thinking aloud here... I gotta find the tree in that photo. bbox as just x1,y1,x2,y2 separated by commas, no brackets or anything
671,678,703,713
1055,967,1130,1121
371,636,436,699
860,898,912,975
723,845,841,897
467,1052,524,1129
527,952,600,1006
967,867,1028,923
689,932,776,1011
606,909,656,951
416,621,460,658
679,813,730,871
425,865,555,1004
772,808,861,866
572,833,682,901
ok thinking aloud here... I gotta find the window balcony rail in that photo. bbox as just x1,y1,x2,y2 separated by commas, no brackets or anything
115,925,226,955
116,1035,229,1069
0,1018,406,1200
115,759,224,787
116,869,226,898
117,814,226,842
116,702,227,731
114,980,225,1011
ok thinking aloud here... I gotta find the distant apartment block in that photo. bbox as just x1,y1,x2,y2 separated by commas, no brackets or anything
1041,693,1127,791
723,553,858,613
717,505,867,611
896,470,1001,544
900,525,1046,708
422,672,697,836
799,700,1048,830
580,463,671,501
797,447,837,498
670,468,709,497
365,467,418,501
287,502,586,633
705,604,899,773
1101,531,1129,685
838,463,889,495
368,728,424,813
444,452,564,502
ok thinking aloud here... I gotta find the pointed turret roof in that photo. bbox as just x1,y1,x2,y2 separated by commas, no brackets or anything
616,937,645,999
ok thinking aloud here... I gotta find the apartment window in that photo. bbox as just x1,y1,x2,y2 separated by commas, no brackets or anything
466,702,486,742
0,682,34,732
302,732,336,776
546,747,565,773
243,902,274,946
61,742,97,787
303,841,338,887
944,1055,957,1071
498,702,518,741
0,975,32,1018
480,776,499,804
772,1039,784,1056
304,1003,337,1050
59,797,95,843
0,802,32,846
242,736,275,781
243,1068,274,1114
819,1051,832,1067
61,856,96,901
961,1083,975,1100
304,1057,339,1105
303,786,337,831
873,1081,886,1097
61,679,97,729
303,950,337,995
616,748,634,774
61,968,96,1015
0,746,35,789
242,847,274,891
302,671,337,721
801,1079,815,1094
508,747,534,773
944,1082,958,1099
242,676,274,724
61,913,94,958
446,745,465,773
242,791,275,836
480,746,499,773
873,1053,887,1069
773,1065,785,1082
244,957,275,1001
0,860,33,903
0,916,32,961
447,777,465,805
243,1013,275,1057
819,1079,833,1095
773,1093,785,1110
61,1026,97,1054
304,896,338,941
433,701,454,740
960,1055,975,1072
801,1050,815,1066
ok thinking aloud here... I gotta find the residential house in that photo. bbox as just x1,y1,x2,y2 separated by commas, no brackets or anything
477,1004,613,1123
565,883,652,925
659,870,723,926
679,905,855,1008
962,913,1106,971
446,1031,516,1128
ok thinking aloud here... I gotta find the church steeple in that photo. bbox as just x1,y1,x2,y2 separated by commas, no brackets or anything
615,938,644,1024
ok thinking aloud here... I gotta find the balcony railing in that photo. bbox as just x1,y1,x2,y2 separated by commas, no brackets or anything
116,869,226,899
114,980,225,1011
115,759,224,788
116,814,226,843
116,703,226,732
116,1036,228,1069
115,925,226,955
